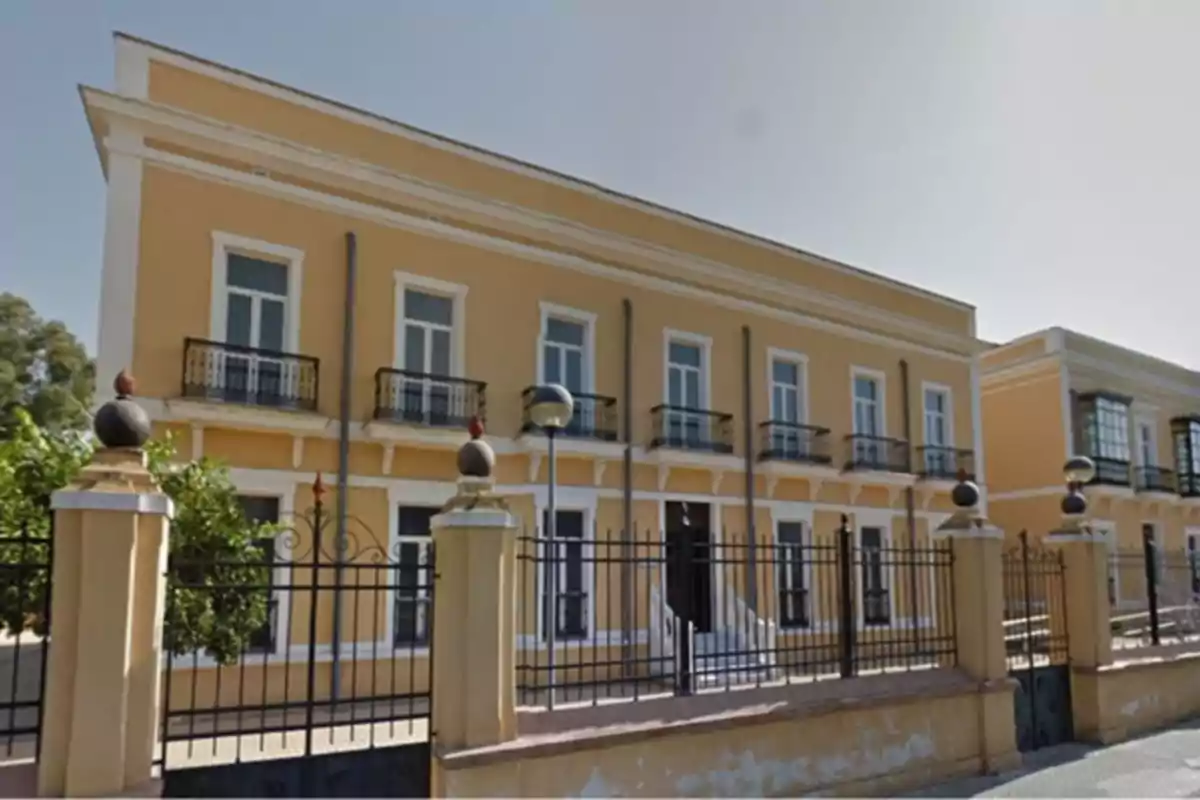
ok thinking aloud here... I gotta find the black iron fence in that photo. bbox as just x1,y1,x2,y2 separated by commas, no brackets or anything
757,421,832,465
1109,539,1200,650
159,507,434,776
520,388,618,442
182,337,320,412
1086,456,1132,487
373,367,486,429
515,524,955,709
0,519,52,763
1001,533,1069,669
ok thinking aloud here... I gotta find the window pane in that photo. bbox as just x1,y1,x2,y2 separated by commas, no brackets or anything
545,317,585,347
854,376,878,402
668,369,682,405
543,344,561,384
431,329,451,375
238,496,280,525
778,522,804,545
565,350,583,392
259,299,285,351
668,342,701,368
404,289,453,326
684,371,701,408
773,360,798,386
861,527,882,549
227,254,289,296
225,294,253,346
404,325,426,372
924,389,944,413
398,506,439,536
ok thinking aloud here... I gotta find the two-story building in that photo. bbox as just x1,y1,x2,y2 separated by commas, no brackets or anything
81,33,984,704
982,327,1200,606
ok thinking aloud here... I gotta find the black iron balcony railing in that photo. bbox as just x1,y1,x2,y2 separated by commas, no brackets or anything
843,435,911,473
1085,456,1132,488
373,368,486,429
520,387,618,442
1135,465,1176,494
181,337,319,412
1180,470,1200,499
916,446,976,481
649,405,734,454
757,421,832,466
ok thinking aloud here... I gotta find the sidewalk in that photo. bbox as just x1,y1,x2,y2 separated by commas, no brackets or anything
908,719,1200,798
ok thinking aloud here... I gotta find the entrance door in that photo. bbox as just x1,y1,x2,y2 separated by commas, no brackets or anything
664,501,713,633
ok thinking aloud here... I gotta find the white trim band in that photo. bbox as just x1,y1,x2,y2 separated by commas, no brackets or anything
51,490,175,517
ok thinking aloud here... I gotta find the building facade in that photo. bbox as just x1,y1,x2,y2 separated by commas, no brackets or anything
82,34,984,703
982,327,1200,605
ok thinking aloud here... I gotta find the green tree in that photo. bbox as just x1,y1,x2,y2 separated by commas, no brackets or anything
0,293,95,438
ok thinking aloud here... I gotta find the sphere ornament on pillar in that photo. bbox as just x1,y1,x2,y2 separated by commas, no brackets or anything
456,416,495,479
937,468,987,534
1056,455,1094,535
442,416,508,514
92,370,152,449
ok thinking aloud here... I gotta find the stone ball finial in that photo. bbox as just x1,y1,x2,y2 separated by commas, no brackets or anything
457,415,495,478
1061,490,1087,517
93,370,151,449
951,479,981,510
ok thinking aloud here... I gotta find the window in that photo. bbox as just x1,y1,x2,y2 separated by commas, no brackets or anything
398,289,455,425
541,510,589,641
852,371,885,466
1079,396,1130,463
665,336,707,447
394,506,437,647
539,307,595,436
1174,419,1200,478
769,354,807,458
860,526,890,626
776,522,810,628
1188,532,1200,596
922,386,953,474
222,254,293,405
1137,421,1157,466
236,495,280,654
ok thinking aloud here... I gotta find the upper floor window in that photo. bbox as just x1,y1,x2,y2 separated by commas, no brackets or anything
667,339,706,410
225,255,289,353
852,371,883,437
1076,393,1131,463
539,305,595,395
1174,418,1200,476
770,355,806,424
402,289,453,377
922,385,954,475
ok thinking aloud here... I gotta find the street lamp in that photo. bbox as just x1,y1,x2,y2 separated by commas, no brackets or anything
1059,456,1095,534
528,383,574,710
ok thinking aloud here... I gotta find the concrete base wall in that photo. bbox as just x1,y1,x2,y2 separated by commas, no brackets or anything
1073,648,1200,745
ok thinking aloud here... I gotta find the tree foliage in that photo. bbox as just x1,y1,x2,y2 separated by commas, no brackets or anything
0,293,94,438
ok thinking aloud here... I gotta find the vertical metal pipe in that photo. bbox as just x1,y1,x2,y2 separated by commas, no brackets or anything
331,231,357,702
621,298,634,672
899,359,918,647
546,429,558,710
742,325,757,611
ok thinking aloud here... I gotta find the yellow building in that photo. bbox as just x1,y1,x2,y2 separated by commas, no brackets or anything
982,327,1200,602
80,33,983,711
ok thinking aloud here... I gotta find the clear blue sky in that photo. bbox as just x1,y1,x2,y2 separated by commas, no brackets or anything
3,0,1198,368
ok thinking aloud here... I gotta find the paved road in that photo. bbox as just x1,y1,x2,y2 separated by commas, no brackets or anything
910,719,1200,798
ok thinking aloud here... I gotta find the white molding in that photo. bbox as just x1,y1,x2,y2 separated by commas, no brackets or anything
87,114,977,365
431,509,517,529
850,365,889,438
392,270,469,376
114,36,150,99
51,490,174,516
766,346,809,425
160,397,331,433
536,302,597,392
209,231,305,354
988,486,1067,502
94,125,145,405
104,40,976,319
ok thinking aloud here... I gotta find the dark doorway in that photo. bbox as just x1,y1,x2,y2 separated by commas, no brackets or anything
665,501,713,633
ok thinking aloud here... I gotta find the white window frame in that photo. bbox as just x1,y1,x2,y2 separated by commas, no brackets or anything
854,510,896,629
774,516,815,630
209,231,304,352
1135,416,1158,467
850,366,887,437
536,302,596,392
767,347,809,424
921,382,955,474
531,493,598,649
393,271,468,376
662,329,712,409
386,482,457,655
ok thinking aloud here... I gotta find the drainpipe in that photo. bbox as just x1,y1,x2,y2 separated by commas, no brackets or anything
900,359,918,640
742,326,757,612
331,231,357,702
621,298,634,674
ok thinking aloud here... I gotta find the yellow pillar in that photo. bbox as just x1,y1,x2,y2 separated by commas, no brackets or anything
936,489,1021,775
38,448,171,797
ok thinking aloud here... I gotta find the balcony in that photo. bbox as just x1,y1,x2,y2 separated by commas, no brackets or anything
649,405,733,454
520,387,617,442
1180,471,1200,499
373,368,486,429
916,446,975,481
1085,456,1132,488
1135,465,1176,495
181,338,319,412
757,421,832,466
843,435,911,474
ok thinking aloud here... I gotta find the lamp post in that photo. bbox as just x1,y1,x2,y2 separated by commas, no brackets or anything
527,383,575,710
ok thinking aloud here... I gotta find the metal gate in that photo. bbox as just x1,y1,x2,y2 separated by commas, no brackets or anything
1002,531,1073,752
159,491,434,797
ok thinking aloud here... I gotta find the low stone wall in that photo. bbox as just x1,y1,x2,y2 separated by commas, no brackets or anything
436,670,1018,798
1072,647,1200,744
